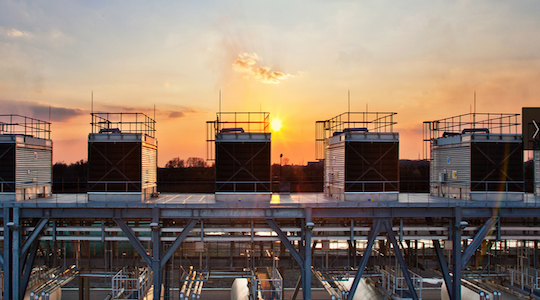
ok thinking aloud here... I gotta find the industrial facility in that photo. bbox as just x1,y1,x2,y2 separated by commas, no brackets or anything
207,112,272,201
316,112,399,201
1,109,540,300
0,115,52,201
87,113,158,201
423,113,523,200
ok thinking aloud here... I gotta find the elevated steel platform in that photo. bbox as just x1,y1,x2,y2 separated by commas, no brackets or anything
2,193,540,300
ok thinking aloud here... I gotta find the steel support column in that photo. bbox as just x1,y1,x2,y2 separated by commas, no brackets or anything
20,217,49,257
160,219,198,269
266,219,304,269
13,207,20,300
4,208,12,300
347,219,382,300
433,240,453,300
113,218,152,267
427,217,453,300
452,208,462,300
20,239,40,297
152,208,161,300
303,208,312,300
461,216,499,269
384,220,419,300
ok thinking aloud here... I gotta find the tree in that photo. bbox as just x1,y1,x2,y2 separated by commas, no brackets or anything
165,157,184,168
186,157,207,168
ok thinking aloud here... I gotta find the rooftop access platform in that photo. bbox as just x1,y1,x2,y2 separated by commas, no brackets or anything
2,192,540,300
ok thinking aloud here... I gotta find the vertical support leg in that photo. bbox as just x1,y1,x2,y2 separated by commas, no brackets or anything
385,220,419,300
152,210,161,300
84,277,90,300
12,207,20,300
79,276,84,300
20,239,40,297
347,220,382,300
4,208,12,300
452,208,462,300
433,240,453,300
303,208,312,300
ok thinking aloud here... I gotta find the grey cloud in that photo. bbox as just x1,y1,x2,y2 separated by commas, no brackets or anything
95,104,202,120
168,111,185,118
1,100,85,122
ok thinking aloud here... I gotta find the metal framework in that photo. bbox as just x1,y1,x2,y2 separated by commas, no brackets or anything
91,112,156,138
206,112,270,161
0,114,51,140
316,112,397,160
422,112,520,160
2,197,540,300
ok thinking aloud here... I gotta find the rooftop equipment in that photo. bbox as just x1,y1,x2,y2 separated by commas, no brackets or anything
87,113,157,201
0,114,52,201
207,112,271,201
423,113,523,200
316,112,399,201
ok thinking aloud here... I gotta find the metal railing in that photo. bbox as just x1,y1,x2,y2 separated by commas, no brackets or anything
215,181,272,193
375,266,424,299
422,112,520,160
252,267,283,300
316,112,397,160
91,113,156,138
206,112,270,161
508,266,540,290
111,267,152,300
0,114,51,140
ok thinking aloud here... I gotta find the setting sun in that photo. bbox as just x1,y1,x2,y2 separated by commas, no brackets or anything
270,118,282,132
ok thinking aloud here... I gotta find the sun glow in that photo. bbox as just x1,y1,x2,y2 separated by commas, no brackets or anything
271,118,282,132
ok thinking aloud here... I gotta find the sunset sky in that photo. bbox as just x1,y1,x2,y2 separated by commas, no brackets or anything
1,1,540,166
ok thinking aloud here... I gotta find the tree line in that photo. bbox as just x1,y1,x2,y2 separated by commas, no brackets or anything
52,157,536,193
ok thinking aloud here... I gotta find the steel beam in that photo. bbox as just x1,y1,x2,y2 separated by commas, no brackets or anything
385,220,419,300
303,208,312,300
433,240,453,300
152,207,161,300
291,275,302,300
461,216,499,269
20,217,49,257
113,218,152,267
426,217,453,300
347,219,382,300
160,219,198,269
266,219,304,270
20,239,40,297
13,207,20,300
4,208,12,300
152,225,161,300
452,208,462,300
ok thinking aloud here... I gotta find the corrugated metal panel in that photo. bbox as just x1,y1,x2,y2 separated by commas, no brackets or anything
15,146,52,188
534,150,540,195
325,141,345,192
142,143,157,189
432,143,470,188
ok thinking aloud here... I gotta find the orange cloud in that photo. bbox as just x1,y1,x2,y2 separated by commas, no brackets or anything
232,53,292,84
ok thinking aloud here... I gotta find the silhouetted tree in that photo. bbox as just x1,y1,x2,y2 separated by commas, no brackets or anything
165,157,184,168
